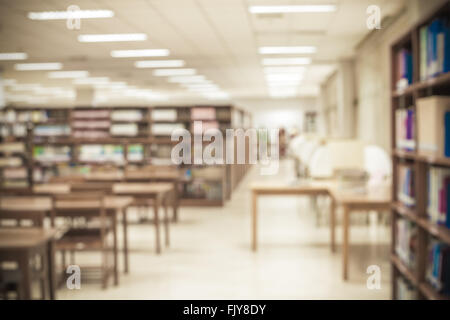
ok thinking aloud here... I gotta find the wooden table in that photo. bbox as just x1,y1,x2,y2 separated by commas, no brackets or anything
250,180,390,280
328,186,391,280
112,183,174,255
0,197,52,227
1,190,133,277
0,227,58,299
124,170,181,222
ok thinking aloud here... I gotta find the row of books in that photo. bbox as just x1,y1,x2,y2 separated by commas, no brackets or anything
395,218,418,270
395,48,413,91
33,146,71,163
426,238,450,296
397,165,415,207
420,18,450,81
0,123,27,137
395,108,415,151
34,124,71,137
427,166,450,227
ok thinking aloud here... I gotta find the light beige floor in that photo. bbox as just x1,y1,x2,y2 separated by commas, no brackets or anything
58,160,391,299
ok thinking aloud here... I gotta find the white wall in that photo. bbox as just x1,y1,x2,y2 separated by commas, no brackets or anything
236,97,317,131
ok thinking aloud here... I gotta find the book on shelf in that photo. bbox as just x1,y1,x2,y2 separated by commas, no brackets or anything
78,144,124,164
72,110,110,119
73,120,110,129
110,123,139,136
395,217,418,270
396,276,417,300
2,167,27,179
417,96,450,157
395,108,415,151
33,145,71,163
426,238,450,296
152,109,177,122
420,17,450,81
34,124,70,137
111,110,144,122
127,144,144,162
151,123,185,135
0,157,22,167
73,130,109,139
427,166,450,227
396,48,413,91
191,107,216,120
192,121,219,135
397,165,415,207
0,142,25,154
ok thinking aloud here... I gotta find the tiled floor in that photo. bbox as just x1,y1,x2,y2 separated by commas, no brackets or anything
58,160,391,299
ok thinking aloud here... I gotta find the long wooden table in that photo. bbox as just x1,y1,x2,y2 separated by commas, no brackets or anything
112,183,174,255
250,180,391,280
0,227,59,299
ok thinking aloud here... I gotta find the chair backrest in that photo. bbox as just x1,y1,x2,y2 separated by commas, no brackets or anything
51,191,106,226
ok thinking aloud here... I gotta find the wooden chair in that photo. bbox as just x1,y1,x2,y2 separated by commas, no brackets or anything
51,192,114,289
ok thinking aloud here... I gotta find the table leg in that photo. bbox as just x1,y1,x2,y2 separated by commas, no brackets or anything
19,251,32,300
172,182,179,222
342,205,350,281
330,198,336,253
47,240,56,300
153,196,161,254
112,213,118,286
122,209,129,274
164,194,170,247
252,191,258,252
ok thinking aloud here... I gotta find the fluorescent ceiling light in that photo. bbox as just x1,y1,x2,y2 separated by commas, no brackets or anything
168,75,207,83
74,77,110,85
111,49,170,58
262,58,311,66
182,83,219,89
153,68,196,76
265,74,303,81
0,52,28,60
28,10,114,20
135,60,185,68
259,46,316,54
78,33,147,42
249,5,336,14
48,71,89,79
14,63,62,71
264,67,306,74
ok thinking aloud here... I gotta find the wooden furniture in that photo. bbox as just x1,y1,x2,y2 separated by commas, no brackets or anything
112,183,173,254
390,0,450,300
250,180,391,281
51,192,117,289
0,196,52,227
0,227,58,299
329,187,391,280
0,190,133,276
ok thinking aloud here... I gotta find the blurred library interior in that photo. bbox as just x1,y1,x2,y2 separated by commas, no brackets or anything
0,0,450,301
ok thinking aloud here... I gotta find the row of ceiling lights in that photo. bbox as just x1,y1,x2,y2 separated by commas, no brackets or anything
1,4,335,101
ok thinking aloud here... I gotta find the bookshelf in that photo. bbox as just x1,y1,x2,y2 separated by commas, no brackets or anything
391,0,450,300
0,105,252,207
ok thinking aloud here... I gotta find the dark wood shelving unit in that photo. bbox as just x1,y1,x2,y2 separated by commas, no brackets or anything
0,105,252,207
390,0,450,300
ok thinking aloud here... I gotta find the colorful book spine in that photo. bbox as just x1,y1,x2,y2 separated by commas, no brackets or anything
395,108,415,151
421,18,450,81
398,165,415,207
427,167,450,227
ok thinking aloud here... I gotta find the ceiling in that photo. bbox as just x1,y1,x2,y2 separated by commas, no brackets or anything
0,0,405,106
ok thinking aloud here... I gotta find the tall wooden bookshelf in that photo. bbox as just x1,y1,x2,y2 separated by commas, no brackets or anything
391,0,450,300
0,105,252,207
